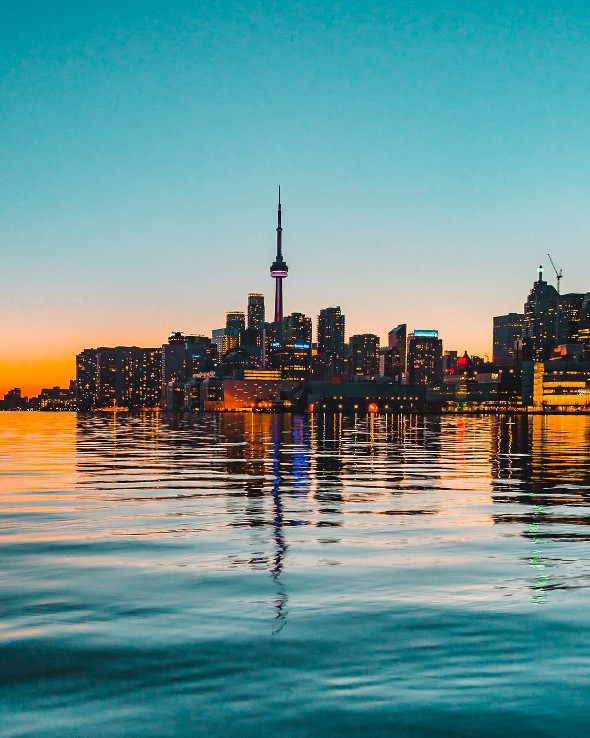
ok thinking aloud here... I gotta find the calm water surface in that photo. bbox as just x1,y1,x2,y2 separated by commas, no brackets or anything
1,412,590,736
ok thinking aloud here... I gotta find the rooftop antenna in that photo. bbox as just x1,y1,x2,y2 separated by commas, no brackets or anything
547,253,563,293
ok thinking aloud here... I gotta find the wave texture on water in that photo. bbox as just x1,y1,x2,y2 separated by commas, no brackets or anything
1,412,590,737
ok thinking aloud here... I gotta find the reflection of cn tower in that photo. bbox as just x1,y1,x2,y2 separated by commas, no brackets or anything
270,187,288,324
270,417,288,634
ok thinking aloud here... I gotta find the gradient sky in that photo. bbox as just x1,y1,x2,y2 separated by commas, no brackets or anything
2,0,590,395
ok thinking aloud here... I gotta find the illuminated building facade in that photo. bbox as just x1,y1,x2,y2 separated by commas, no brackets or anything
388,324,407,373
36,386,76,411
223,311,246,355
523,265,559,361
493,313,524,366
76,348,97,410
578,293,590,358
219,378,297,410
522,360,590,409
407,330,443,385
140,348,162,407
349,334,380,377
89,346,152,409
247,293,265,331
278,312,313,380
379,347,402,380
162,333,218,394
558,293,585,345
317,306,346,377
211,328,225,357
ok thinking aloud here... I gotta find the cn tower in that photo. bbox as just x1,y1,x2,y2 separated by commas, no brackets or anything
270,187,288,325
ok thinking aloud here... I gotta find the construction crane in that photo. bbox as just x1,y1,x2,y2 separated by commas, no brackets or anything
547,253,563,293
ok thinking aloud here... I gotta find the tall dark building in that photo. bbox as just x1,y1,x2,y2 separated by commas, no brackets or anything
407,330,443,385
379,347,402,380
270,188,288,326
317,306,346,377
493,313,524,366
76,348,97,410
247,293,265,331
140,348,163,407
92,346,143,408
578,293,590,358
558,293,585,345
279,312,312,380
162,333,218,396
523,265,559,361
350,334,380,377
388,324,407,373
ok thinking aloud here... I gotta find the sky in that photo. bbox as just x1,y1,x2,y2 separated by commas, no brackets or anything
2,0,590,395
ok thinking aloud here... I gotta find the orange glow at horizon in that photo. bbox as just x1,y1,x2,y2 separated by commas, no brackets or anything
0,355,76,398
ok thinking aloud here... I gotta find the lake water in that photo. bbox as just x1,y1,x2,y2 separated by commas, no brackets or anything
1,412,590,736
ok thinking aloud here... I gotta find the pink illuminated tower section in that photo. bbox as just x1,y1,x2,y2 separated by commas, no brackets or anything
270,187,288,325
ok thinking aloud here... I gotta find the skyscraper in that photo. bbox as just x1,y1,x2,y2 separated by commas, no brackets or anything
223,311,246,354
407,330,443,385
162,333,218,395
387,323,407,379
558,293,585,345
280,312,313,380
349,334,380,377
270,188,288,326
523,265,559,361
140,348,163,408
247,293,265,331
493,313,524,365
211,328,225,358
76,348,97,410
317,306,346,377
577,293,590,358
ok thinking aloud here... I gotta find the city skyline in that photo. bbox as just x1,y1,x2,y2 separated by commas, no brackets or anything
0,196,581,398
3,1,590,395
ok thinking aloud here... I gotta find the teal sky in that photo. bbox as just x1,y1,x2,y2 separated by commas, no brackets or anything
2,0,590,391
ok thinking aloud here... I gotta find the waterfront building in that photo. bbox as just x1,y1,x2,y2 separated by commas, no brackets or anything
2,388,28,410
493,313,524,365
214,378,299,411
247,293,265,331
407,330,443,385
350,334,380,377
35,386,76,411
379,347,402,380
317,306,346,378
522,360,590,409
163,333,218,386
140,348,162,408
76,348,97,410
388,324,407,373
522,265,559,361
93,346,150,409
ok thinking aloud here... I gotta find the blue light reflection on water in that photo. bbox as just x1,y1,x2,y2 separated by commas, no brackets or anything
1,412,590,736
